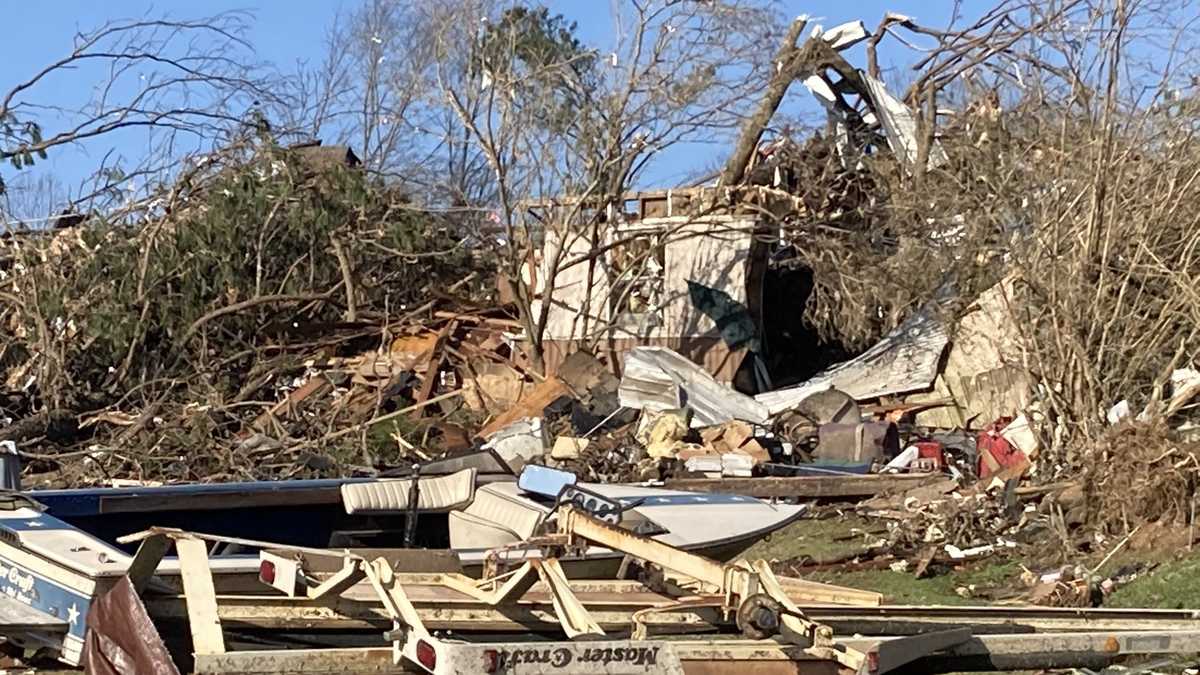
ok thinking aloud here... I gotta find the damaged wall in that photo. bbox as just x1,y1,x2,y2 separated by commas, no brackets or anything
750,277,1032,431
908,278,1033,428
537,214,760,382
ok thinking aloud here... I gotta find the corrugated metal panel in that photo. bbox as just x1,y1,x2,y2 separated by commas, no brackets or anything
618,346,770,427
542,337,747,384
755,307,949,414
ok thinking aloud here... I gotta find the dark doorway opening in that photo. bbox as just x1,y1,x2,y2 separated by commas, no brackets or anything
759,262,853,388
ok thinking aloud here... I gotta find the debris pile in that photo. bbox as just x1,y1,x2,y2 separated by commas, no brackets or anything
0,11,1197,620
0,144,502,485
1084,421,1200,538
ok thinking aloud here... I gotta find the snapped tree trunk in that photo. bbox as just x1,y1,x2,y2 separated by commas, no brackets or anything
718,16,809,187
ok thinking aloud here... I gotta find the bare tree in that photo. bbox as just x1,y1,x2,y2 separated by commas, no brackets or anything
0,13,271,214
755,0,1200,467
429,0,778,368
275,0,498,213
0,173,69,225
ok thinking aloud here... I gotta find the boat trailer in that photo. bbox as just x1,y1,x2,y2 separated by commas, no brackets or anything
104,507,1200,674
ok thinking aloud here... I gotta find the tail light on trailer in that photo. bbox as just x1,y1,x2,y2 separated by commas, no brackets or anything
415,639,437,671
258,560,276,584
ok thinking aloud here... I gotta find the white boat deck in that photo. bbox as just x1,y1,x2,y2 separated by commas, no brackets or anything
0,507,258,578
0,479,803,578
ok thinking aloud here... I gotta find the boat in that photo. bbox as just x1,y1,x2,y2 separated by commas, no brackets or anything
0,457,803,666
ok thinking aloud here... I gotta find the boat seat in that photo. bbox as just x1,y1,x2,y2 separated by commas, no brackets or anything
448,483,549,550
341,468,476,514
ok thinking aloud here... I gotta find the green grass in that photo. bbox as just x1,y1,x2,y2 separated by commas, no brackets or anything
742,516,881,563
746,517,1200,610
742,516,1022,606
1107,553,1200,608
807,562,1021,606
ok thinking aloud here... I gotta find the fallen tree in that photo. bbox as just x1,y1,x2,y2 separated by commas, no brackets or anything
1,141,496,483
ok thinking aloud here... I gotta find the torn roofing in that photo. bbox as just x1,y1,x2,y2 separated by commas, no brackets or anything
618,346,771,427
755,304,950,415
861,74,949,169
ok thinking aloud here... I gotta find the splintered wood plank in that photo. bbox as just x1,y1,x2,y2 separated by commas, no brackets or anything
477,377,570,438
176,537,226,656
663,473,941,499
251,375,332,432
413,321,455,418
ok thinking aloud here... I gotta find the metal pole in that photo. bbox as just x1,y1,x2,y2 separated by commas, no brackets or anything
0,441,20,491
403,463,421,548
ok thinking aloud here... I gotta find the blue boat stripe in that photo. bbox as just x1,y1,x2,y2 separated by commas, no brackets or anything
0,552,92,640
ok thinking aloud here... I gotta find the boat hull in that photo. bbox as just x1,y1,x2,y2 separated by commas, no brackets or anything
0,542,97,665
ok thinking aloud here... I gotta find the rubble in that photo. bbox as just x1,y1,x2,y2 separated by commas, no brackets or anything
977,417,1030,481
814,421,899,467
0,10,1197,650
481,417,548,471
618,346,770,426
550,436,588,460
755,304,949,415
634,407,692,459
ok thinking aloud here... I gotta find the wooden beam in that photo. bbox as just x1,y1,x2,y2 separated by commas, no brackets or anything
251,375,331,432
412,321,455,418
176,537,226,656
663,473,941,499
477,377,570,438
126,533,172,594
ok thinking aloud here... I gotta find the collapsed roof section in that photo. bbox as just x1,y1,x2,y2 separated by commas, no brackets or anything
720,16,946,192
800,26,947,172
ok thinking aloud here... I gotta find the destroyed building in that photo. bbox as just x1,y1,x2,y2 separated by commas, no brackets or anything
518,17,1017,418
1,11,1199,672
529,190,766,384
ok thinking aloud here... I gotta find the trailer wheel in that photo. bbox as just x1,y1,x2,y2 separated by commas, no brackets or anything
736,593,784,639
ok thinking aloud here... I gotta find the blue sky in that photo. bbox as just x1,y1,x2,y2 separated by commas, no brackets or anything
1,1,968,211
